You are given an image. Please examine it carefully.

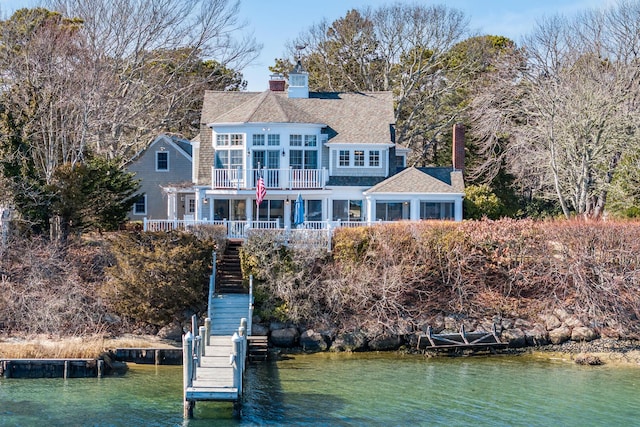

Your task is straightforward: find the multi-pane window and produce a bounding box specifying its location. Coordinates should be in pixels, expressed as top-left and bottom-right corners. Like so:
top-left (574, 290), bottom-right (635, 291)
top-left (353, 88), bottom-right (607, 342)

top-left (332, 200), bottom-right (363, 221)
top-left (267, 134), bottom-right (280, 146)
top-left (339, 150), bottom-right (350, 167)
top-left (253, 134), bottom-right (265, 146)
top-left (376, 202), bottom-right (405, 221)
top-left (156, 152), bottom-right (169, 171)
top-left (420, 201), bottom-right (454, 220)
top-left (290, 134), bottom-right (302, 146)
top-left (369, 150), bottom-right (380, 167)
top-left (133, 195), bottom-right (146, 215)
top-left (216, 133), bottom-right (243, 146)
top-left (354, 150), bottom-right (365, 166)
top-left (215, 150), bottom-right (243, 169)
top-left (290, 74), bottom-right (306, 87)
top-left (304, 135), bottom-right (317, 147)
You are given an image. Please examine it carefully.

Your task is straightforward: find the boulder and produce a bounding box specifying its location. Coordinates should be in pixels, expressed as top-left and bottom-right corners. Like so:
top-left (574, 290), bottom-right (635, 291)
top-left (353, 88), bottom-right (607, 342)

top-left (524, 324), bottom-right (550, 346)
top-left (330, 330), bottom-right (368, 352)
top-left (270, 327), bottom-right (299, 348)
top-left (368, 334), bottom-right (404, 351)
top-left (539, 314), bottom-right (561, 331)
top-left (444, 315), bottom-right (459, 331)
top-left (549, 326), bottom-right (572, 344)
top-left (514, 318), bottom-right (531, 329)
top-left (565, 316), bottom-right (584, 328)
top-left (553, 308), bottom-right (571, 322)
top-left (157, 323), bottom-right (184, 341)
top-left (269, 322), bottom-right (287, 331)
top-left (251, 323), bottom-right (269, 336)
top-left (571, 326), bottom-right (598, 342)
top-left (574, 354), bottom-right (604, 366)
top-left (502, 328), bottom-right (526, 348)
top-left (299, 329), bottom-right (328, 352)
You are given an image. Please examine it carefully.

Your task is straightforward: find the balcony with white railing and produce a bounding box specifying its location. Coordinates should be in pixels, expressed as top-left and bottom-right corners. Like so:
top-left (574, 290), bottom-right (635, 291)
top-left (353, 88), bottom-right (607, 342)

top-left (211, 167), bottom-right (328, 190)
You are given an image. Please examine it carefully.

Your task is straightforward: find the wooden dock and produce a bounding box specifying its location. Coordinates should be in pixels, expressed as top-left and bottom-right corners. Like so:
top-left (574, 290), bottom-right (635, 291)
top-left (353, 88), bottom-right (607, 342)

top-left (183, 291), bottom-right (253, 417)
top-left (417, 324), bottom-right (508, 352)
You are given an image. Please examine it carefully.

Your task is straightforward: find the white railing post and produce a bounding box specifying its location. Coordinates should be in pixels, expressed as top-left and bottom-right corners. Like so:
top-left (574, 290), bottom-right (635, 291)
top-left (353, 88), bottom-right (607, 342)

top-left (183, 331), bottom-right (194, 418)
top-left (248, 275), bottom-right (254, 336)
top-left (232, 333), bottom-right (243, 395)
top-left (143, 217), bottom-right (148, 231)
top-left (205, 317), bottom-right (211, 346)
top-left (208, 251), bottom-right (216, 320)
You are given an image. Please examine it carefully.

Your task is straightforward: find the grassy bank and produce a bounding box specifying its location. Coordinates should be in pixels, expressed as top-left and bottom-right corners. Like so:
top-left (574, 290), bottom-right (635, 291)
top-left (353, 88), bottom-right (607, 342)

top-left (0, 335), bottom-right (179, 359)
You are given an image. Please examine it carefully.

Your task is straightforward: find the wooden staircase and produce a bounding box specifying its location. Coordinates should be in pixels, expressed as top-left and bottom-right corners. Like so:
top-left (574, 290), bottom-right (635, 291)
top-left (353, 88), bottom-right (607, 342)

top-left (216, 240), bottom-right (245, 294)
top-left (247, 336), bottom-right (269, 362)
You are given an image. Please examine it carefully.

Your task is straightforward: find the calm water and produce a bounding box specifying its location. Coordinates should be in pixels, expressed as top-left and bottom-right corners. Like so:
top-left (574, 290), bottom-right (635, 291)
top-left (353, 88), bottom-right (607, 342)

top-left (0, 353), bottom-right (638, 426)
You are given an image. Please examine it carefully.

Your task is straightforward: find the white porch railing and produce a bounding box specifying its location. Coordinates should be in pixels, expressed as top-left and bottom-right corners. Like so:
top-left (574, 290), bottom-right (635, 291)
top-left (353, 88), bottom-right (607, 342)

top-left (144, 219), bottom-right (280, 235)
top-left (211, 167), bottom-right (328, 190)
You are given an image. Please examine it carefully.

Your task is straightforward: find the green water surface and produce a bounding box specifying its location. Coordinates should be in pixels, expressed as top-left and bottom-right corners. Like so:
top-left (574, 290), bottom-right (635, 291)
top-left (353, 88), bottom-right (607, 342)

top-left (0, 353), bottom-right (638, 426)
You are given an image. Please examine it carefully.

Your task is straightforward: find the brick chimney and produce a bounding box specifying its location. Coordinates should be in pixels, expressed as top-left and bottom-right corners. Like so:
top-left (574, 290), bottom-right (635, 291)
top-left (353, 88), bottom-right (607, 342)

top-left (269, 73), bottom-right (285, 92)
top-left (452, 123), bottom-right (465, 171)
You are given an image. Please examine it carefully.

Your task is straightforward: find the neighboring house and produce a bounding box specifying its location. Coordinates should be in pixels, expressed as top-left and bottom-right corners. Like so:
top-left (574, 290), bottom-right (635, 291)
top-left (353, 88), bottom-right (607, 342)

top-left (126, 134), bottom-right (194, 221)
top-left (149, 62), bottom-right (465, 231)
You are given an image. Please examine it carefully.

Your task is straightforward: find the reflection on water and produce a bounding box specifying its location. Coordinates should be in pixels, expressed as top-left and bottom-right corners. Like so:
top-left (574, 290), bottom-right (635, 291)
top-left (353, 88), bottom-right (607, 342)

top-left (0, 353), bottom-right (638, 426)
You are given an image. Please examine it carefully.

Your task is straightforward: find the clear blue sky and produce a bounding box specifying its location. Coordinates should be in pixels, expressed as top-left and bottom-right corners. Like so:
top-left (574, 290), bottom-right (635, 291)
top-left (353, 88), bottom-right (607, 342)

top-left (2, 0), bottom-right (614, 91)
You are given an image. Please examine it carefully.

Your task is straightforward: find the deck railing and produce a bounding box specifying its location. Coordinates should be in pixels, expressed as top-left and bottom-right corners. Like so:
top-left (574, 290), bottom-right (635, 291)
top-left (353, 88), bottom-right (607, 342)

top-left (211, 167), bottom-right (328, 190)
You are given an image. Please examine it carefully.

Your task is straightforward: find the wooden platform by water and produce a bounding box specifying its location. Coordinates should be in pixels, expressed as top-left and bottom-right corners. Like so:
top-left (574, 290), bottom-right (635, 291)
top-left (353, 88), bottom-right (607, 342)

top-left (417, 324), bottom-right (507, 352)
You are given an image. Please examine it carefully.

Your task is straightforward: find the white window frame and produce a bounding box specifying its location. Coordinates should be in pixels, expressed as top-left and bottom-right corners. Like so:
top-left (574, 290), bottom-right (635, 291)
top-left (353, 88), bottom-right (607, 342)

top-left (354, 150), bottom-right (365, 167)
top-left (267, 134), bottom-right (280, 146)
top-left (253, 134), bottom-right (265, 146)
top-left (133, 194), bottom-right (147, 215)
top-left (369, 150), bottom-right (380, 167)
top-left (155, 151), bottom-right (169, 171)
top-left (338, 150), bottom-right (350, 167)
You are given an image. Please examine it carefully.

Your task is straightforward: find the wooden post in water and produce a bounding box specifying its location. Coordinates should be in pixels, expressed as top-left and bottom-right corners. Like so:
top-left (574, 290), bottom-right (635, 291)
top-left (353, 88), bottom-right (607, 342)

top-left (97, 359), bottom-right (104, 378)
top-left (183, 332), bottom-right (194, 418)
top-left (232, 332), bottom-right (243, 397)
top-left (248, 276), bottom-right (254, 335)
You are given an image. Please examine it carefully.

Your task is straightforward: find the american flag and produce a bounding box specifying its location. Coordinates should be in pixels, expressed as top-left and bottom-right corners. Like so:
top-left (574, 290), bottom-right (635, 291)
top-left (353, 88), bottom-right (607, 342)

top-left (256, 174), bottom-right (266, 205)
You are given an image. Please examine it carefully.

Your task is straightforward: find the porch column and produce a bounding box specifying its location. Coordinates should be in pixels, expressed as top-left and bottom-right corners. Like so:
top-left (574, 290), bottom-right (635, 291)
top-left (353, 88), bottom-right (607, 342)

top-left (284, 198), bottom-right (292, 229)
top-left (365, 197), bottom-right (375, 223)
top-left (454, 197), bottom-right (463, 221)
top-left (167, 190), bottom-right (178, 220)
top-left (246, 197), bottom-right (253, 222)
top-left (410, 198), bottom-right (420, 221)
top-left (194, 190), bottom-right (201, 221)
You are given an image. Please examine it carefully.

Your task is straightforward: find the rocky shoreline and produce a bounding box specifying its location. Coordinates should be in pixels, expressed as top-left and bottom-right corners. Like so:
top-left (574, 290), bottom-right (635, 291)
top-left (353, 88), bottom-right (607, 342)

top-left (250, 308), bottom-right (640, 367)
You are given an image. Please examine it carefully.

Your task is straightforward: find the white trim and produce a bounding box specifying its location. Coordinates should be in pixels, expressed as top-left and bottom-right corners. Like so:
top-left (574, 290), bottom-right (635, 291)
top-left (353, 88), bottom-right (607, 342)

top-left (155, 151), bottom-right (169, 172)
top-left (133, 194), bottom-right (147, 215)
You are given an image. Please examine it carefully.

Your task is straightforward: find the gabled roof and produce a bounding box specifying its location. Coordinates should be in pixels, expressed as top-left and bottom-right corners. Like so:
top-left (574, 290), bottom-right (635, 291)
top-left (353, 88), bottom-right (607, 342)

top-left (365, 167), bottom-right (464, 195)
top-left (201, 90), bottom-right (394, 144)
top-left (126, 134), bottom-right (192, 165)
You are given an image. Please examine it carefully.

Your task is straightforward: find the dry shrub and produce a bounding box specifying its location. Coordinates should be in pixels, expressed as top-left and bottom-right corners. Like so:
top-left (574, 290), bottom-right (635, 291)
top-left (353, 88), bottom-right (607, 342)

top-left (248, 219), bottom-right (640, 337)
top-left (0, 236), bottom-right (111, 336)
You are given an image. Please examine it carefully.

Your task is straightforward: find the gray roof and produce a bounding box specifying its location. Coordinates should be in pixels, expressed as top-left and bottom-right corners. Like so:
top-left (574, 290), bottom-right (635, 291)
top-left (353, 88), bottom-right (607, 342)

top-left (365, 167), bottom-right (465, 194)
top-left (201, 90), bottom-right (394, 144)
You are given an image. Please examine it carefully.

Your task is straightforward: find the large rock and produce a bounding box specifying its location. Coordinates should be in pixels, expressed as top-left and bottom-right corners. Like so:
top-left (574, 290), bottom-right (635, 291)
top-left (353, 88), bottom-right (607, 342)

top-left (564, 316), bottom-right (584, 328)
top-left (539, 314), bottom-right (561, 331)
top-left (299, 329), bottom-right (328, 352)
top-left (251, 323), bottom-right (269, 336)
top-left (502, 328), bottom-right (526, 348)
top-left (270, 327), bottom-right (299, 348)
top-left (524, 324), bottom-right (550, 346)
top-left (571, 326), bottom-right (598, 342)
top-left (330, 330), bottom-right (368, 352)
top-left (549, 326), bottom-right (572, 344)
top-left (368, 334), bottom-right (404, 351)
top-left (157, 323), bottom-right (183, 341)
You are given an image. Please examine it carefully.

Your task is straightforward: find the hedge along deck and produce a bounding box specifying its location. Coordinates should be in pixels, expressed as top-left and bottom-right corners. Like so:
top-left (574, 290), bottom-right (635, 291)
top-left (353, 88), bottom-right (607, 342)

top-left (417, 324), bottom-right (508, 352)
top-left (0, 358), bottom-right (105, 379)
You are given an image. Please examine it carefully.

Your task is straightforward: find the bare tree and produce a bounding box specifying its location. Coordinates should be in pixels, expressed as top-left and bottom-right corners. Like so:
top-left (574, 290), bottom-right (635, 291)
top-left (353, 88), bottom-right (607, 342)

top-left (48, 0), bottom-right (261, 159)
top-left (470, 3), bottom-right (640, 218)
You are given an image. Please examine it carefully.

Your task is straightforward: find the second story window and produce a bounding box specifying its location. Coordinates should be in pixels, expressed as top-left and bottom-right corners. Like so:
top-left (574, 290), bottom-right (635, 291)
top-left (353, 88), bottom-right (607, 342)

top-left (369, 150), bottom-right (380, 167)
top-left (216, 133), bottom-right (243, 146)
top-left (230, 134), bottom-right (243, 146)
top-left (267, 134), bottom-right (280, 146)
top-left (339, 150), bottom-right (350, 167)
top-left (304, 135), bottom-right (317, 147)
top-left (156, 151), bottom-right (169, 171)
top-left (253, 134), bottom-right (265, 146)
top-left (290, 134), bottom-right (302, 146)
top-left (354, 150), bottom-right (365, 167)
